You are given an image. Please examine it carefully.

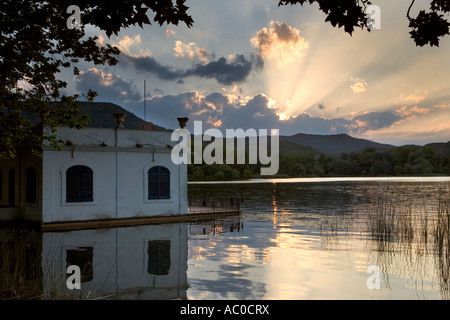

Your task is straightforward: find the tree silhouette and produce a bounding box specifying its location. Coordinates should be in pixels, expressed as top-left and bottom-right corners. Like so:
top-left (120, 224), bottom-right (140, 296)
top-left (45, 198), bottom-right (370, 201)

top-left (278, 0), bottom-right (450, 46)
top-left (0, 0), bottom-right (193, 159)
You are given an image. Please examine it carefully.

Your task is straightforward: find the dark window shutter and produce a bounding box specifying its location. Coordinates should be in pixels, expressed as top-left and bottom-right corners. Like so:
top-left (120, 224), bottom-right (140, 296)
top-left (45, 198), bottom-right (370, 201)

top-left (66, 165), bottom-right (93, 202)
top-left (148, 166), bottom-right (170, 200)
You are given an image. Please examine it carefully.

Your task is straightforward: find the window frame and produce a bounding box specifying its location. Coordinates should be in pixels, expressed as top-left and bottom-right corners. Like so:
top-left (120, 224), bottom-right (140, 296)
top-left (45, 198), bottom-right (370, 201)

top-left (143, 165), bottom-right (172, 203)
top-left (147, 166), bottom-right (170, 200)
top-left (147, 240), bottom-right (171, 276)
top-left (25, 166), bottom-right (38, 204)
top-left (66, 246), bottom-right (94, 283)
top-left (0, 169), bottom-right (3, 203)
top-left (60, 160), bottom-right (98, 206)
top-left (66, 165), bottom-right (94, 203)
top-left (8, 167), bottom-right (15, 207)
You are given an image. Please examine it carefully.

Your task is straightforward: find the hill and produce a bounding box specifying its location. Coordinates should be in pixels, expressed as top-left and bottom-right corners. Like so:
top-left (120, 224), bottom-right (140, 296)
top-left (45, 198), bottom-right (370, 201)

top-left (280, 133), bottom-right (395, 155)
top-left (78, 102), bottom-right (167, 131)
top-left (279, 139), bottom-right (317, 155)
top-left (78, 102), bottom-right (448, 156)
top-left (425, 141), bottom-right (450, 156)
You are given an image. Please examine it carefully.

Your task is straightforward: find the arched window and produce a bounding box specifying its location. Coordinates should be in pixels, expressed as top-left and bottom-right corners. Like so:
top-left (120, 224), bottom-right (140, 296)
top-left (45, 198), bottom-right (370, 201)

top-left (148, 166), bottom-right (170, 199)
top-left (147, 240), bottom-right (171, 275)
top-left (8, 168), bottom-right (15, 207)
top-left (66, 165), bottom-right (93, 202)
top-left (26, 166), bottom-right (37, 203)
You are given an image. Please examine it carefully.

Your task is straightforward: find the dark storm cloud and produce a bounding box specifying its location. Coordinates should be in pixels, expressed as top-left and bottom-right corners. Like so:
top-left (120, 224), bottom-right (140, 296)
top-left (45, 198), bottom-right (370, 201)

top-left (118, 53), bottom-right (182, 81)
top-left (118, 52), bottom-right (263, 85)
top-left (351, 111), bottom-right (402, 132)
top-left (184, 54), bottom-right (262, 85)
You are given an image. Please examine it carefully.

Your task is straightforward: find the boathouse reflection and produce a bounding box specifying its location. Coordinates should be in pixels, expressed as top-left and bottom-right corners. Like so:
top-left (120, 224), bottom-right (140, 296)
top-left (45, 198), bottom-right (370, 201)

top-left (0, 223), bottom-right (188, 299)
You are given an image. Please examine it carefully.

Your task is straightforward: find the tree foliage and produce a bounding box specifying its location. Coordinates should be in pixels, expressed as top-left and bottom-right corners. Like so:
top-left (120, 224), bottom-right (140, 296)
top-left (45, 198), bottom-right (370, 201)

top-left (189, 145), bottom-right (450, 181)
top-left (278, 0), bottom-right (450, 46)
top-left (0, 0), bottom-right (193, 159)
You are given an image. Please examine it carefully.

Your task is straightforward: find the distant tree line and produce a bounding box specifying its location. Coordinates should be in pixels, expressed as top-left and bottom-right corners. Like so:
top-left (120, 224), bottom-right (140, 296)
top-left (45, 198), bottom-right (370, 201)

top-left (188, 144), bottom-right (450, 181)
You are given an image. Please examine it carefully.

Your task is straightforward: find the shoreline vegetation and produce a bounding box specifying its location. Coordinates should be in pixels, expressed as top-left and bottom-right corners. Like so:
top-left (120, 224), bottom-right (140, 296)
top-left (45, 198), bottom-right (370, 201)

top-left (188, 144), bottom-right (450, 181)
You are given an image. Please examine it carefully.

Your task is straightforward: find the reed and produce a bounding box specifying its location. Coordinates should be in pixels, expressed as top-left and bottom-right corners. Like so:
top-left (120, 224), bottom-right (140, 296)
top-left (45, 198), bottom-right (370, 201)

top-left (0, 240), bottom-right (42, 300)
top-left (0, 239), bottom-right (101, 300)
top-left (433, 191), bottom-right (450, 298)
top-left (366, 186), bottom-right (450, 298)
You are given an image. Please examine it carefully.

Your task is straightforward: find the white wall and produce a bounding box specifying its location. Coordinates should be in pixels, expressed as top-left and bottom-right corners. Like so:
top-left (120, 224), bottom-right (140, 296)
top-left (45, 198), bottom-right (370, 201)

top-left (41, 223), bottom-right (188, 299)
top-left (42, 148), bottom-right (188, 223)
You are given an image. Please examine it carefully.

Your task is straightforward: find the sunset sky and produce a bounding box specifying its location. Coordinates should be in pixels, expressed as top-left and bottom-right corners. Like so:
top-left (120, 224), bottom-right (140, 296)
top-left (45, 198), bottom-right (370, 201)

top-left (65, 0), bottom-right (450, 146)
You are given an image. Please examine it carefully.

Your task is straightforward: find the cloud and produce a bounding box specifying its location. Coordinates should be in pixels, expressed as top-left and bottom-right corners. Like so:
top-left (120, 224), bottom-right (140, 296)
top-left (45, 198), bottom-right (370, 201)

top-left (118, 53), bottom-right (183, 81)
top-left (109, 35), bottom-right (151, 57)
top-left (399, 90), bottom-right (428, 104)
top-left (116, 35), bottom-right (140, 53)
top-left (434, 101), bottom-right (450, 110)
top-left (118, 52), bottom-right (262, 85)
top-left (251, 20), bottom-right (308, 67)
top-left (350, 77), bottom-right (368, 93)
top-left (396, 105), bottom-right (431, 121)
top-left (153, 88), bottom-right (164, 96)
top-left (73, 67), bottom-right (416, 140)
top-left (166, 29), bottom-right (176, 37)
top-left (347, 111), bottom-right (401, 134)
top-left (173, 40), bottom-right (213, 64)
top-left (184, 54), bottom-right (263, 85)
top-left (140, 89), bottom-right (404, 138)
top-left (75, 68), bottom-right (141, 103)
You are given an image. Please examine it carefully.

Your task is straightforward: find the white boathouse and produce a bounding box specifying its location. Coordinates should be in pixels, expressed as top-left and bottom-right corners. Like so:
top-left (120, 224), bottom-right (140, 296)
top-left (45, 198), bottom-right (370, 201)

top-left (0, 104), bottom-right (189, 228)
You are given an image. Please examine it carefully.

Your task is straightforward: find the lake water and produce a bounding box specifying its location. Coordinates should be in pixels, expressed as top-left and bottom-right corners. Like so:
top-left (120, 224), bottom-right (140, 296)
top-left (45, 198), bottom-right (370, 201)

top-left (1, 177), bottom-right (449, 300)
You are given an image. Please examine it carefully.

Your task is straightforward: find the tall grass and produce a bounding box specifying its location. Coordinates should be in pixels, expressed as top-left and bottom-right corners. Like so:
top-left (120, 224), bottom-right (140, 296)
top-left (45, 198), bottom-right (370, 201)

top-left (0, 239), bottom-right (100, 300)
top-left (366, 187), bottom-right (450, 298)
top-left (433, 192), bottom-right (450, 298)
top-left (0, 240), bottom-right (42, 299)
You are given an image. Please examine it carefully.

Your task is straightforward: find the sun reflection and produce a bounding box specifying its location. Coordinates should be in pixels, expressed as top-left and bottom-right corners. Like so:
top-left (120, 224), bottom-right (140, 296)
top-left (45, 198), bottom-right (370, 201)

top-left (272, 195), bottom-right (277, 226)
top-left (271, 183), bottom-right (290, 226)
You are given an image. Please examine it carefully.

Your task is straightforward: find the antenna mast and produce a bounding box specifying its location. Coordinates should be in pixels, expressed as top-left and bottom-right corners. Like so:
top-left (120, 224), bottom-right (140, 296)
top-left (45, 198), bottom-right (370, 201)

top-left (144, 80), bottom-right (146, 121)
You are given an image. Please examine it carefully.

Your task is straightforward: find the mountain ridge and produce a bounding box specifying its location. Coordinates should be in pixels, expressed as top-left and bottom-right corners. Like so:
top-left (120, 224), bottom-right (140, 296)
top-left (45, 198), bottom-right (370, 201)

top-left (77, 102), bottom-right (449, 156)
top-left (280, 132), bottom-right (395, 155)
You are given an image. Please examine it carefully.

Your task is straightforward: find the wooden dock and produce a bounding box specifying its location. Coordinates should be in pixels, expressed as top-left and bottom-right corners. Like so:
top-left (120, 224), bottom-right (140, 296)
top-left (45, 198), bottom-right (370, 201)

top-left (188, 197), bottom-right (242, 214)
top-left (41, 197), bottom-right (242, 232)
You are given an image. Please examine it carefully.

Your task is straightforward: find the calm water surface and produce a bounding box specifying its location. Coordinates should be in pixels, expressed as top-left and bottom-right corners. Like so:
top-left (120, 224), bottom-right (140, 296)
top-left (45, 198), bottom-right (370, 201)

top-left (1, 177), bottom-right (449, 300)
top-left (187, 177), bottom-right (450, 299)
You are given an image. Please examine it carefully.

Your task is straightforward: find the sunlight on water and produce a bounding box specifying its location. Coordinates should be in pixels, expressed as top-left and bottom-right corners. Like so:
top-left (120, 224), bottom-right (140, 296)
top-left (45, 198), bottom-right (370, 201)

top-left (189, 176), bottom-right (450, 185)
